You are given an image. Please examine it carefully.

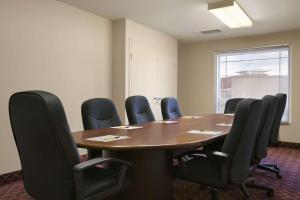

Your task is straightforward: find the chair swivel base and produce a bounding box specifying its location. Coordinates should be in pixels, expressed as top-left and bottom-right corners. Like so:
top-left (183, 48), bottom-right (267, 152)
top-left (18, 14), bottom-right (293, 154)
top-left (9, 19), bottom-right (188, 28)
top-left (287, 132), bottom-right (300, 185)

top-left (245, 178), bottom-right (274, 199)
top-left (194, 181), bottom-right (271, 200)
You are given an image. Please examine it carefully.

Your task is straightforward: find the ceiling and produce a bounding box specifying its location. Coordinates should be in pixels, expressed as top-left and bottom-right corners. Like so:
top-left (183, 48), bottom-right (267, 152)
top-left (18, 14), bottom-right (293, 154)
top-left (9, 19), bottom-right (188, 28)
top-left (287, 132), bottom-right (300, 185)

top-left (59, 0), bottom-right (300, 42)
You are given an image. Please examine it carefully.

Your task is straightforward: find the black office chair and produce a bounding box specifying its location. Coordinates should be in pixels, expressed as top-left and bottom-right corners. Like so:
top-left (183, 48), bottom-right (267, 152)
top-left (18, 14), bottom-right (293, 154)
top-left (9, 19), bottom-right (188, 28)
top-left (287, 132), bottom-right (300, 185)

top-left (173, 99), bottom-right (274, 200)
top-left (9, 91), bottom-right (131, 200)
top-left (81, 98), bottom-right (122, 158)
top-left (204, 97), bottom-right (244, 153)
top-left (269, 93), bottom-right (287, 145)
top-left (161, 97), bottom-right (182, 120)
top-left (251, 95), bottom-right (282, 179)
top-left (125, 95), bottom-right (155, 125)
top-left (224, 98), bottom-right (244, 114)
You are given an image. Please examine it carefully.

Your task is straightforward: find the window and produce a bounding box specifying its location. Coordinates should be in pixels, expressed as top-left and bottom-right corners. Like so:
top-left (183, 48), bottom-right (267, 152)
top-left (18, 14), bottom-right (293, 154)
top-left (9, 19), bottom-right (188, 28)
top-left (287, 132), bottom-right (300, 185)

top-left (216, 45), bottom-right (290, 122)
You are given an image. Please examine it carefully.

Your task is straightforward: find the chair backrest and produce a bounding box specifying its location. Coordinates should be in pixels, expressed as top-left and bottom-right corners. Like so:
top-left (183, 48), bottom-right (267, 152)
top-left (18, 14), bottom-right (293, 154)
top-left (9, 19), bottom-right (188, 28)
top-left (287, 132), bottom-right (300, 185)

top-left (9, 91), bottom-right (80, 200)
top-left (269, 93), bottom-right (287, 144)
top-left (224, 98), bottom-right (244, 114)
top-left (125, 95), bottom-right (155, 125)
top-left (221, 99), bottom-right (262, 184)
top-left (81, 98), bottom-right (121, 130)
top-left (253, 95), bottom-right (279, 161)
top-left (161, 97), bottom-right (182, 120)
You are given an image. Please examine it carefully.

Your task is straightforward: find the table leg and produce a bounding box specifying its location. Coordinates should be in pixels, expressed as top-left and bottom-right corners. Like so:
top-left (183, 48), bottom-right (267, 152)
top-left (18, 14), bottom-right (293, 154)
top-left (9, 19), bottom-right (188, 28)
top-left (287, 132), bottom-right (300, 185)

top-left (108, 149), bottom-right (174, 200)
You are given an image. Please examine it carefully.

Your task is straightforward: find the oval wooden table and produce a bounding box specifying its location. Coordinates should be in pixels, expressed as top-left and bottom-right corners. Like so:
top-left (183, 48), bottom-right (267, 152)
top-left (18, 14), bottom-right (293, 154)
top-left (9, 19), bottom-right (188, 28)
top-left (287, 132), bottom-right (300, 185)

top-left (72, 114), bottom-right (234, 200)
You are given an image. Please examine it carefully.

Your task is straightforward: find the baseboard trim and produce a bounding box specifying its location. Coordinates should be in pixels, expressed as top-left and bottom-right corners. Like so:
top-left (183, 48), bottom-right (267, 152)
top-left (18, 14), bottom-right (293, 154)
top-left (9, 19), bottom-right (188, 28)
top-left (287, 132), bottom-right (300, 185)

top-left (0, 170), bottom-right (22, 185)
top-left (277, 141), bottom-right (300, 149)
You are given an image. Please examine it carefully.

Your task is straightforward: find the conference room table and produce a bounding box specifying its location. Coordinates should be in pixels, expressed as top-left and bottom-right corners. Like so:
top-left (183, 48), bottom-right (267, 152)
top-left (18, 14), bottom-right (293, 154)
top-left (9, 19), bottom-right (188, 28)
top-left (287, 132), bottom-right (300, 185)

top-left (72, 113), bottom-right (234, 200)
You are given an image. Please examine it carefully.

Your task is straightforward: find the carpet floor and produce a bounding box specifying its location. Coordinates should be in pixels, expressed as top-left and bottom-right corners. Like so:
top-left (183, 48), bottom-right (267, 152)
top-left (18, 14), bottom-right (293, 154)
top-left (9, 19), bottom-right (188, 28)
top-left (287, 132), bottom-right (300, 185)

top-left (1, 147), bottom-right (299, 200)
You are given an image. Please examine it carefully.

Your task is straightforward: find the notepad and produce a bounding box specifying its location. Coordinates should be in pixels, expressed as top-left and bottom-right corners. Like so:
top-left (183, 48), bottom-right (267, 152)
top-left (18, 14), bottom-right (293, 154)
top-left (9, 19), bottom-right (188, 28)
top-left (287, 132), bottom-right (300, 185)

top-left (187, 130), bottom-right (222, 135)
top-left (216, 123), bottom-right (232, 127)
top-left (110, 126), bottom-right (143, 130)
top-left (153, 120), bottom-right (178, 124)
top-left (86, 135), bottom-right (130, 142)
top-left (182, 116), bottom-right (203, 119)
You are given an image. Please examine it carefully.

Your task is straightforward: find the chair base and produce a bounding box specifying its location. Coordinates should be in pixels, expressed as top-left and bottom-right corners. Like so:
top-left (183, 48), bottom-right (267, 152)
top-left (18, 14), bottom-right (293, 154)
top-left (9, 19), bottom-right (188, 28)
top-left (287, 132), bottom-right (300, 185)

top-left (239, 183), bottom-right (250, 199)
top-left (246, 182), bottom-right (274, 198)
top-left (243, 177), bottom-right (274, 198)
top-left (210, 188), bottom-right (219, 200)
top-left (258, 163), bottom-right (282, 178)
top-left (208, 178), bottom-right (274, 200)
top-left (208, 183), bottom-right (250, 200)
top-left (184, 179), bottom-right (273, 200)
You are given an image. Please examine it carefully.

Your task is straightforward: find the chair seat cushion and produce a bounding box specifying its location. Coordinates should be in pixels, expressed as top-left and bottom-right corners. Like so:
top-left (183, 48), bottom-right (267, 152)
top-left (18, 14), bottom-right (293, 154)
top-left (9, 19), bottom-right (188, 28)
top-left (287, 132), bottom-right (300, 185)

top-left (173, 156), bottom-right (228, 188)
top-left (82, 166), bottom-right (118, 198)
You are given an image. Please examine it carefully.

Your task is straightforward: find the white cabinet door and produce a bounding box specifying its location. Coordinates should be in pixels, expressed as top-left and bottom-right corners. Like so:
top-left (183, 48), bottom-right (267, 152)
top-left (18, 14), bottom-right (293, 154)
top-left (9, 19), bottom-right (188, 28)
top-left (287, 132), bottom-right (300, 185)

top-left (128, 39), bottom-right (161, 119)
top-left (128, 39), bottom-right (177, 121)
top-left (158, 49), bottom-right (177, 98)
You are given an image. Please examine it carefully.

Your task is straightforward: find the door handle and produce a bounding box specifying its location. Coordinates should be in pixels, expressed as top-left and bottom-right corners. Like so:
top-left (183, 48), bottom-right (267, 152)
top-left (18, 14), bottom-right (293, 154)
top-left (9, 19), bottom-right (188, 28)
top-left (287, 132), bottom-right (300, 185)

top-left (153, 97), bottom-right (162, 104)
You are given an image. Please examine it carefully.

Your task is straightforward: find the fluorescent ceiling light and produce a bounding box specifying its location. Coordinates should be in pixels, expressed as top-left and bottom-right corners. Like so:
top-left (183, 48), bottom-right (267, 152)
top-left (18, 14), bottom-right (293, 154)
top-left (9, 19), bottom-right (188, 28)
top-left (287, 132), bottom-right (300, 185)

top-left (208, 0), bottom-right (253, 28)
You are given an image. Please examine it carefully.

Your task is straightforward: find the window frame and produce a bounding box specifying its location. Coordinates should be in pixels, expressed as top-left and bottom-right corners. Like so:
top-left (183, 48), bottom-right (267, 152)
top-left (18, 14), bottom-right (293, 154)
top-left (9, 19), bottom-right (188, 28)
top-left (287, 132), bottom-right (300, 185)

top-left (214, 44), bottom-right (292, 124)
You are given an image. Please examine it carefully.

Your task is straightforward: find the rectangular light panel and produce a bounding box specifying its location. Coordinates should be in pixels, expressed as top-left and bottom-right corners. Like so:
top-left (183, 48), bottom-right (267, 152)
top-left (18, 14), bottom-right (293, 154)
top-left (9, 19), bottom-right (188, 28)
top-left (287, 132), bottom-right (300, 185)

top-left (208, 0), bottom-right (253, 28)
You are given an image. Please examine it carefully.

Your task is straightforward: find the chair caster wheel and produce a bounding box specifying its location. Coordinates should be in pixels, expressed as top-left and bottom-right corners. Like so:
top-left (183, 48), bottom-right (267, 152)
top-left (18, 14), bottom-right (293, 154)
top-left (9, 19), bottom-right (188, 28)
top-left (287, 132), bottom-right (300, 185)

top-left (267, 189), bottom-right (274, 197)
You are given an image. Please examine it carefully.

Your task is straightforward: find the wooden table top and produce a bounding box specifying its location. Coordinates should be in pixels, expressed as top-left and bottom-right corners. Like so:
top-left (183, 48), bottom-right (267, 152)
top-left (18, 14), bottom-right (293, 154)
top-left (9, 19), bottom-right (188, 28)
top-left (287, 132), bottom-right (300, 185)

top-left (72, 113), bottom-right (234, 150)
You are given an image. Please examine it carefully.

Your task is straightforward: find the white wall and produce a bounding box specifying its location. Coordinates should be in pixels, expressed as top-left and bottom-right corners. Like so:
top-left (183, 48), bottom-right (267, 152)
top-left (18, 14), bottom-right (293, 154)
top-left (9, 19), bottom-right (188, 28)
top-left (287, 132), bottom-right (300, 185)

top-left (0, 0), bottom-right (113, 174)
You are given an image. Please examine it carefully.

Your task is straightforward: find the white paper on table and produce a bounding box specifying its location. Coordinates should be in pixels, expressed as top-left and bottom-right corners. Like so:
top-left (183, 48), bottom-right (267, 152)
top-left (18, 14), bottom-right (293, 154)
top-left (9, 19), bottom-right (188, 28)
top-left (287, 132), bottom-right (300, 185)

top-left (153, 120), bottom-right (178, 124)
top-left (187, 130), bottom-right (223, 135)
top-left (182, 116), bottom-right (203, 119)
top-left (224, 113), bottom-right (234, 116)
top-left (86, 135), bottom-right (130, 142)
top-left (216, 123), bottom-right (232, 127)
top-left (110, 126), bottom-right (143, 130)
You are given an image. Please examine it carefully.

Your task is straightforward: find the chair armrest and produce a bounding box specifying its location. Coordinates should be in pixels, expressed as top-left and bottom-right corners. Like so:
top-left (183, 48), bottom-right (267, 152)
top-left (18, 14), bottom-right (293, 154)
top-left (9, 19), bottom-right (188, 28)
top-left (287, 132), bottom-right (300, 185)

top-left (175, 149), bottom-right (229, 163)
top-left (74, 157), bottom-right (131, 172)
top-left (175, 150), bottom-right (229, 179)
top-left (207, 151), bottom-right (229, 161)
top-left (74, 157), bottom-right (132, 199)
top-left (174, 149), bottom-right (205, 159)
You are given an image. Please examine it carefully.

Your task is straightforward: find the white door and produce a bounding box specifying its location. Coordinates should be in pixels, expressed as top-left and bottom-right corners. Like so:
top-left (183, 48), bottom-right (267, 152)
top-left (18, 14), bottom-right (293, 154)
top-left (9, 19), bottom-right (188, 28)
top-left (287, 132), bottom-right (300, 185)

top-left (158, 49), bottom-right (177, 98)
top-left (128, 39), bottom-right (161, 120)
